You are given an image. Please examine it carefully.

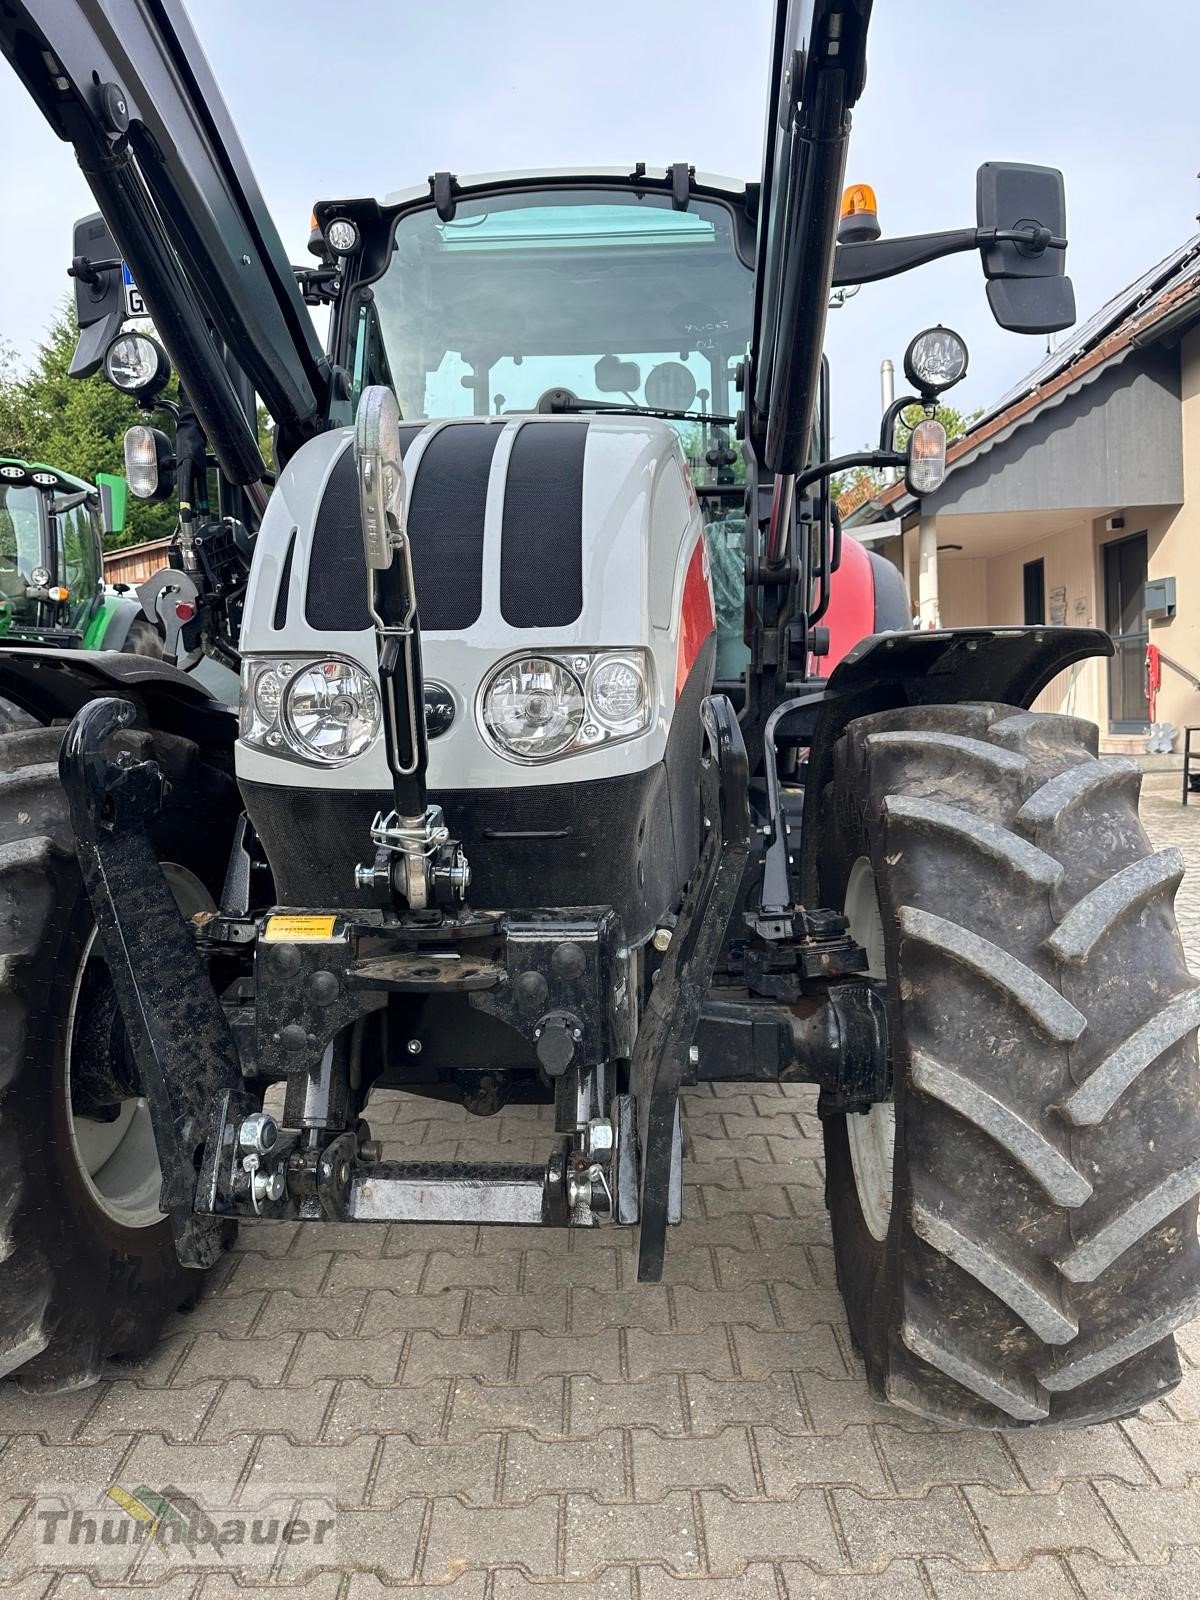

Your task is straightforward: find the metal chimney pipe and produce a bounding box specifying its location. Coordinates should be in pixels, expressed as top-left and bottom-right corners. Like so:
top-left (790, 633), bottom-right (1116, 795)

top-left (880, 359), bottom-right (898, 485)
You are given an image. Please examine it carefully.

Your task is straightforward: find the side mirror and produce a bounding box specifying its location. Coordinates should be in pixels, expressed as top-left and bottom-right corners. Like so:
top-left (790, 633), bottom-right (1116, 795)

top-left (69, 212), bottom-right (125, 380)
top-left (354, 386), bottom-right (406, 571)
top-left (96, 472), bottom-right (127, 538)
top-left (976, 162), bottom-right (1076, 334)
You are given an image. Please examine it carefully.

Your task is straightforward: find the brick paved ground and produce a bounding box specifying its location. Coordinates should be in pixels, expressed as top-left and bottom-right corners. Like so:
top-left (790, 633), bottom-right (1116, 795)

top-left (2, 783), bottom-right (1200, 1596)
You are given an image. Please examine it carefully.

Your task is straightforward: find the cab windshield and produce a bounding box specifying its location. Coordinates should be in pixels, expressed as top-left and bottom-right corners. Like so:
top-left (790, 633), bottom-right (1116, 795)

top-left (361, 187), bottom-right (753, 488)
top-left (0, 482), bottom-right (45, 612)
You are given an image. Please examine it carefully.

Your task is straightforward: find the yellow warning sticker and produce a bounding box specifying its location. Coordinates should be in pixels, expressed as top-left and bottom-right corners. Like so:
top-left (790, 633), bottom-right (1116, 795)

top-left (262, 914), bottom-right (339, 943)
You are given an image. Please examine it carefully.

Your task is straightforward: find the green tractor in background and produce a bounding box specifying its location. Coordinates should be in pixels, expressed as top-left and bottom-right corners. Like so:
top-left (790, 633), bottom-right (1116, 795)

top-left (0, 457), bottom-right (160, 655)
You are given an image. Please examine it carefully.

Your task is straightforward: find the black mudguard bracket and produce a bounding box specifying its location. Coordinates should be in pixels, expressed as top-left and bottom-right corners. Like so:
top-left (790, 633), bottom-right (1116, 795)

top-left (632, 695), bottom-right (753, 1281)
top-left (59, 696), bottom-right (244, 1268)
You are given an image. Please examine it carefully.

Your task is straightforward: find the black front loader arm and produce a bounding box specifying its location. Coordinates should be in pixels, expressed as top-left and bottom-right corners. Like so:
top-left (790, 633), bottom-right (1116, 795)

top-left (750, 0), bottom-right (872, 476)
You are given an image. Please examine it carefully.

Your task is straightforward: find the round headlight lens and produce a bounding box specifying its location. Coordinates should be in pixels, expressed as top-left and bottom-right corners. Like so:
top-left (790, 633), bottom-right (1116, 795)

top-left (904, 326), bottom-right (968, 393)
top-left (104, 332), bottom-right (169, 394)
top-left (483, 657), bottom-right (584, 759)
top-left (325, 218), bottom-right (360, 255)
top-left (588, 657), bottom-right (647, 727)
top-left (282, 659), bottom-right (380, 763)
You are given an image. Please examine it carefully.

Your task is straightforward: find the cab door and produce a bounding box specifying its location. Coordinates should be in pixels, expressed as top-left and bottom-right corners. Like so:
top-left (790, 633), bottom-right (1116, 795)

top-left (54, 498), bottom-right (103, 634)
top-left (1103, 532), bottom-right (1149, 731)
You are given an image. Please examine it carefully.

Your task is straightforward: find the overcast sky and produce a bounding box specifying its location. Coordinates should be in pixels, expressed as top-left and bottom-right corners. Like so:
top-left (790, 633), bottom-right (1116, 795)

top-left (2, 0), bottom-right (1198, 452)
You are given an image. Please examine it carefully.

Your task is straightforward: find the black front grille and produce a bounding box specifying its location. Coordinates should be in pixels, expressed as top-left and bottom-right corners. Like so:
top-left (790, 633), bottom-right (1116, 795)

top-left (239, 762), bottom-right (676, 942)
top-left (408, 423), bottom-right (501, 631)
top-left (500, 421), bottom-right (587, 628)
top-left (305, 443), bottom-right (369, 632)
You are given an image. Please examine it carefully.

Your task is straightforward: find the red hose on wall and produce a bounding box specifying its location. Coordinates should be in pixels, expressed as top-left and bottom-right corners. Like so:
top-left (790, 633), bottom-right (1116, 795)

top-left (1146, 643), bottom-right (1162, 723)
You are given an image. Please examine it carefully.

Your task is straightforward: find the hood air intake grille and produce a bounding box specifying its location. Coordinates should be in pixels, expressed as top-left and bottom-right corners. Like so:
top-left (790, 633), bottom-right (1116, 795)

top-left (500, 421), bottom-right (586, 628)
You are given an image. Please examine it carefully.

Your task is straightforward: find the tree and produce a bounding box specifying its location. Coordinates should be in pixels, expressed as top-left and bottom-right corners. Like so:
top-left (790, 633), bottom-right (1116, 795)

top-left (830, 401), bottom-right (981, 504)
top-left (0, 304), bottom-right (179, 549)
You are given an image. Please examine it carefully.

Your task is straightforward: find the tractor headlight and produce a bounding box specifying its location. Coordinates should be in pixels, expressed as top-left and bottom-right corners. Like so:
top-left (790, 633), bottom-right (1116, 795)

top-left (904, 325), bottom-right (968, 395)
top-left (240, 656), bottom-right (382, 767)
top-left (587, 656), bottom-right (647, 731)
top-left (479, 649), bottom-right (652, 763)
top-left (284, 660), bottom-right (381, 762)
top-left (104, 331), bottom-right (171, 397)
top-left (481, 656), bottom-right (584, 760)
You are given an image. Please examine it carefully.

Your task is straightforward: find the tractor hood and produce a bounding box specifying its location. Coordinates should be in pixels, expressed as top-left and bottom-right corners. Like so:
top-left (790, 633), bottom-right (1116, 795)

top-left (236, 414), bottom-right (712, 794)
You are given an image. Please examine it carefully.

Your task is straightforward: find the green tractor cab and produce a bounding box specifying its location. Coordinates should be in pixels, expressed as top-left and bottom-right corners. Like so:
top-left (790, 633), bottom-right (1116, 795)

top-left (0, 457), bottom-right (157, 653)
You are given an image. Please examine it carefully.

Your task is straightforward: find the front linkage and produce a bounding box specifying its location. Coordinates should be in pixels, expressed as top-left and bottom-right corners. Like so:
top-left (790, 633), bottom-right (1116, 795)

top-left (59, 692), bottom-right (754, 1280)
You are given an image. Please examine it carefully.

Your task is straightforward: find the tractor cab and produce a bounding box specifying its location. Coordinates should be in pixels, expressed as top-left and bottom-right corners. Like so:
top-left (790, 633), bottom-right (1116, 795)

top-left (0, 459), bottom-right (123, 644)
top-left (326, 173), bottom-right (757, 685)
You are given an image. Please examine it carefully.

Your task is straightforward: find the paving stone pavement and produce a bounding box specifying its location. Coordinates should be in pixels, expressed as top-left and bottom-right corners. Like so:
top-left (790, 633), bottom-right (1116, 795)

top-left (2, 784), bottom-right (1200, 1596)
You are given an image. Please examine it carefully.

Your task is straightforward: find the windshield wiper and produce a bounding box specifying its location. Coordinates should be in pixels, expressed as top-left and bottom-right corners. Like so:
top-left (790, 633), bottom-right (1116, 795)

top-left (536, 389), bottom-right (736, 425)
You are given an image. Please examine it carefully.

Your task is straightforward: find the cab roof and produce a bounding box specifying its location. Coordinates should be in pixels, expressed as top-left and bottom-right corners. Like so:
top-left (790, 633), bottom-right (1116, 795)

top-left (379, 167), bottom-right (753, 212)
top-left (0, 457), bottom-right (95, 495)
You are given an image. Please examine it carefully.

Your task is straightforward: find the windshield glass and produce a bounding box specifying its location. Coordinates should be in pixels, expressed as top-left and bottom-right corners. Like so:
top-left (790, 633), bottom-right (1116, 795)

top-left (0, 482), bottom-right (44, 615)
top-left (57, 499), bottom-right (101, 624)
top-left (364, 188), bottom-right (753, 486)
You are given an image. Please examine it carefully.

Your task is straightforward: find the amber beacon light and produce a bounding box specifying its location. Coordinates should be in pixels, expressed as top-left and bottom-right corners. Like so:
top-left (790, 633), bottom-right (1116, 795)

top-left (838, 183), bottom-right (880, 244)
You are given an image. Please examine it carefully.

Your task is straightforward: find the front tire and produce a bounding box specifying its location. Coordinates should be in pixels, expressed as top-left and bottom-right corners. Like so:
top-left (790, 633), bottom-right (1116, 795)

top-left (0, 721), bottom-right (235, 1391)
top-left (819, 701), bottom-right (1200, 1425)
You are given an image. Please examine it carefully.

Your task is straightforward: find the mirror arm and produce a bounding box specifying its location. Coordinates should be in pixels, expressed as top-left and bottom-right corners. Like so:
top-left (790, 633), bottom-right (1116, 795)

top-left (835, 223), bottom-right (1068, 287)
top-left (833, 227), bottom-right (978, 286)
top-left (794, 449), bottom-right (905, 497)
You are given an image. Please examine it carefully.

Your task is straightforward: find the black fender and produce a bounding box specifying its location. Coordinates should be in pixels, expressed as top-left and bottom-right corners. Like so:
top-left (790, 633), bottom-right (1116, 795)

top-left (866, 551), bottom-right (912, 633)
top-left (796, 624), bottom-right (1113, 902)
top-left (824, 623), bottom-right (1112, 710)
top-left (0, 646), bottom-right (237, 759)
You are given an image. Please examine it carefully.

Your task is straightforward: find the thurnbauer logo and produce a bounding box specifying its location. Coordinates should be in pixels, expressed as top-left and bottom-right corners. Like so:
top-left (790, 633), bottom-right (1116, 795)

top-left (106, 1483), bottom-right (229, 1559)
top-left (33, 1481), bottom-right (337, 1570)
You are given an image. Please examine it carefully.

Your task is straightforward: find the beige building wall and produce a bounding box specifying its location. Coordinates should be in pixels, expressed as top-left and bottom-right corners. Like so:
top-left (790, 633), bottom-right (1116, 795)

top-left (888, 326), bottom-right (1200, 740)
top-left (938, 557), bottom-right (987, 623)
top-left (1144, 325), bottom-right (1200, 732)
top-left (938, 520), bottom-right (1106, 723)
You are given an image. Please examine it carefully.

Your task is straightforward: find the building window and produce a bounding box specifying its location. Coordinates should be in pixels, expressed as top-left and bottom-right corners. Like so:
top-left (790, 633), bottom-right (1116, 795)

top-left (1023, 558), bottom-right (1046, 626)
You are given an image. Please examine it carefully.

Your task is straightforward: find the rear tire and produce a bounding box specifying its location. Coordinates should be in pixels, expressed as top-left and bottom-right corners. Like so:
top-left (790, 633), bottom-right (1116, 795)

top-left (0, 720), bottom-right (236, 1391)
top-left (819, 700), bottom-right (1200, 1425)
